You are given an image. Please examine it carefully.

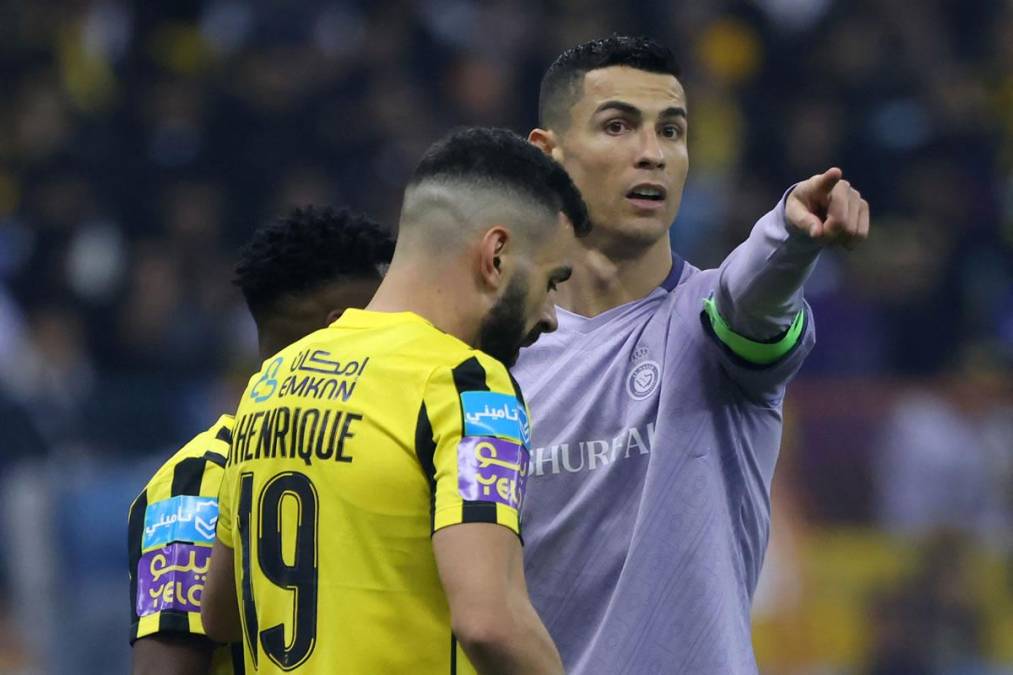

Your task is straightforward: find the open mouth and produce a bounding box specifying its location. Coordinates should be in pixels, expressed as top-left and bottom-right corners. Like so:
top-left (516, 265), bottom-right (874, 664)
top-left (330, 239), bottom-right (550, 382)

top-left (625, 184), bottom-right (667, 202)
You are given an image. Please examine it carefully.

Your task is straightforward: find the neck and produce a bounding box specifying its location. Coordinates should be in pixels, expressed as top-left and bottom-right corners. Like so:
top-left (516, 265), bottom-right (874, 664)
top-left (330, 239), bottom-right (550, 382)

top-left (365, 257), bottom-right (483, 347)
top-left (556, 234), bottom-right (674, 317)
top-left (257, 327), bottom-right (299, 362)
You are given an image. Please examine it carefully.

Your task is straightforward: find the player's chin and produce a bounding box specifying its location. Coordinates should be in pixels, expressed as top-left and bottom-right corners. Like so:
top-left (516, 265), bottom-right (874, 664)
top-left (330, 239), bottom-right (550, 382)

top-left (614, 213), bottom-right (672, 242)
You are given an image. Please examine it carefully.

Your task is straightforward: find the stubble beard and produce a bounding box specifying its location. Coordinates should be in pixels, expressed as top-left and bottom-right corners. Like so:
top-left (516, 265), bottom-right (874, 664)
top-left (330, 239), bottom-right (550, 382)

top-left (478, 273), bottom-right (533, 368)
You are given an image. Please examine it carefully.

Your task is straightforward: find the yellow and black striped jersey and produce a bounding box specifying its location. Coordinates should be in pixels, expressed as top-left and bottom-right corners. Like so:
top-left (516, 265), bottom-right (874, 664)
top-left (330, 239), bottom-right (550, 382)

top-left (217, 309), bottom-right (532, 673)
top-left (127, 415), bottom-right (244, 675)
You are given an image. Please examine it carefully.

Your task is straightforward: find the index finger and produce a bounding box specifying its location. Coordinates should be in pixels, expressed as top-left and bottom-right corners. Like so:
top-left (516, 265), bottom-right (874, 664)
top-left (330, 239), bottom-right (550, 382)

top-left (811, 167), bottom-right (843, 198)
top-left (823, 180), bottom-right (852, 236)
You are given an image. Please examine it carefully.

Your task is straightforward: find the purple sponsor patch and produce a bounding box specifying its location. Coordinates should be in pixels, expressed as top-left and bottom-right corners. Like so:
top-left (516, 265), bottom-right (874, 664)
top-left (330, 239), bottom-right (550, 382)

top-left (136, 543), bottom-right (212, 617)
top-left (457, 436), bottom-right (530, 510)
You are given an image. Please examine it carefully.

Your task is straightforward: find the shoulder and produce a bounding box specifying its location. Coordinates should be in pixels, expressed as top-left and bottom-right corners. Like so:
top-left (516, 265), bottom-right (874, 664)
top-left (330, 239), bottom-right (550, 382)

top-left (461, 349), bottom-right (512, 383)
top-left (174, 415), bottom-right (233, 468)
top-left (668, 261), bottom-right (717, 304)
top-left (655, 263), bottom-right (724, 332)
top-left (422, 346), bottom-right (515, 397)
top-left (138, 416), bottom-right (233, 499)
top-left (422, 347), bottom-right (522, 421)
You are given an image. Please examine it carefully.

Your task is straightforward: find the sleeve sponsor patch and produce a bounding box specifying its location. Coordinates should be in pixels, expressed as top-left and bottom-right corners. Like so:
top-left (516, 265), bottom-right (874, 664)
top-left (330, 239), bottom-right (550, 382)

top-left (142, 495), bottom-right (219, 550)
top-left (457, 436), bottom-right (530, 510)
top-left (460, 391), bottom-right (530, 446)
top-left (136, 543), bottom-right (211, 617)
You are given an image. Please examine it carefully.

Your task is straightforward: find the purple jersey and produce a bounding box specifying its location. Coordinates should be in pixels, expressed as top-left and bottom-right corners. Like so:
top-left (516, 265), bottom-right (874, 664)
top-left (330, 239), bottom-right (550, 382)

top-left (515, 200), bottom-right (816, 674)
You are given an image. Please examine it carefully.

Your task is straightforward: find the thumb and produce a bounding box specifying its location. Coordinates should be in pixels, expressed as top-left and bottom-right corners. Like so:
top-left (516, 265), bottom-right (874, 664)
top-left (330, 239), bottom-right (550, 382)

top-left (791, 211), bottom-right (824, 238)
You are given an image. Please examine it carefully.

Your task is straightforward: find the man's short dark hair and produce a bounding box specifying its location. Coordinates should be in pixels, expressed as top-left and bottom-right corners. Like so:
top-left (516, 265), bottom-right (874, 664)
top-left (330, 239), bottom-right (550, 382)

top-left (234, 206), bottom-right (393, 322)
top-left (408, 126), bottom-right (591, 237)
top-left (539, 35), bottom-right (681, 130)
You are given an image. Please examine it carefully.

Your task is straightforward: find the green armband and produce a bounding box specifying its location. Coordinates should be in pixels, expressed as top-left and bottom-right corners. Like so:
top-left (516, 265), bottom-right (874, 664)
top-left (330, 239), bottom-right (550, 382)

top-left (702, 297), bottom-right (804, 365)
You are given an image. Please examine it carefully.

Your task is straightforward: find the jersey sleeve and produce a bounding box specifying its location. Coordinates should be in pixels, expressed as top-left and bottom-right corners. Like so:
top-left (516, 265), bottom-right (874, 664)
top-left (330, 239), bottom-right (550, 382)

top-left (127, 419), bottom-right (232, 645)
top-left (418, 354), bottom-right (531, 538)
top-left (216, 462), bottom-right (235, 550)
top-left (700, 294), bottom-right (816, 405)
top-left (697, 193), bottom-right (819, 405)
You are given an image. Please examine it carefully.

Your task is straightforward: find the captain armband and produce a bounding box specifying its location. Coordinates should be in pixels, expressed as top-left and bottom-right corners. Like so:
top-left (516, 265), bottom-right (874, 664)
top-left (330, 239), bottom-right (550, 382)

top-left (702, 296), bottom-right (804, 366)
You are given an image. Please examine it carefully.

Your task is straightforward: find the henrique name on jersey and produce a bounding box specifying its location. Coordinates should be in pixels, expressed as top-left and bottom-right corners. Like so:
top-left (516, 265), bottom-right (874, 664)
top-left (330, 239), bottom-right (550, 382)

top-left (227, 406), bottom-right (363, 468)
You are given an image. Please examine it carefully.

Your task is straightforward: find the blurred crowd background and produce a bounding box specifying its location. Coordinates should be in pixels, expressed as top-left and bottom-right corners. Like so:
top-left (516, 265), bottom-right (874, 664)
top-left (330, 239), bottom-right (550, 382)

top-left (0, 0), bottom-right (1011, 673)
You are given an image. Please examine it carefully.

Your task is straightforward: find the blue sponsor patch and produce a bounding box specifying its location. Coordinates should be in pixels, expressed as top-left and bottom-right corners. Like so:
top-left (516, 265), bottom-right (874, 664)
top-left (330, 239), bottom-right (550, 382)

top-left (460, 391), bottom-right (530, 446)
top-left (142, 495), bottom-right (219, 550)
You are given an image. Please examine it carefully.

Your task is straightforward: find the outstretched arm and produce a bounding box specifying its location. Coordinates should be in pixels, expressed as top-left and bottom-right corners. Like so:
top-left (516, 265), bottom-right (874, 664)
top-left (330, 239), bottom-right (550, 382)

top-left (714, 167), bottom-right (869, 344)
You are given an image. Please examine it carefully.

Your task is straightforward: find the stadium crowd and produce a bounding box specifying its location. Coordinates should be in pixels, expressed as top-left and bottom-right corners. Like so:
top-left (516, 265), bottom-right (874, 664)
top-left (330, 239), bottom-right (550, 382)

top-left (0, 1), bottom-right (1010, 673)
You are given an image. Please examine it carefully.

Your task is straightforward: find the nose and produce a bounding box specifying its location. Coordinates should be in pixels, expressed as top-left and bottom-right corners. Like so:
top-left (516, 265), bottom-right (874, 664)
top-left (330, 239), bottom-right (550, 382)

top-left (635, 128), bottom-right (665, 170)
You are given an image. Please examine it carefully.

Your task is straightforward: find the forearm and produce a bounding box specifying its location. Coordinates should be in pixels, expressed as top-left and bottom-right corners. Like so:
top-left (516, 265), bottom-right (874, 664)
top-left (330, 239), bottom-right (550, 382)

top-left (200, 539), bottom-right (241, 643)
top-left (461, 599), bottom-right (564, 675)
top-left (434, 523), bottom-right (562, 674)
top-left (131, 634), bottom-right (214, 675)
top-left (716, 189), bottom-right (822, 340)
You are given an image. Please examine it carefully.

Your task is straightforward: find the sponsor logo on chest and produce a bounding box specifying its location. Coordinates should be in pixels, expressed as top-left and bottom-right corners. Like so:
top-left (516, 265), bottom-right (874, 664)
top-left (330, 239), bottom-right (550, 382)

top-left (528, 422), bottom-right (656, 476)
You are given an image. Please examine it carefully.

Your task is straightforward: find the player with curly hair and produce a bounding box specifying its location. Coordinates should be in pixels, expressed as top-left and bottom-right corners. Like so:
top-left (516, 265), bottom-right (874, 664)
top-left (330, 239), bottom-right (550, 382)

top-left (128, 206), bottom-right (393, 675)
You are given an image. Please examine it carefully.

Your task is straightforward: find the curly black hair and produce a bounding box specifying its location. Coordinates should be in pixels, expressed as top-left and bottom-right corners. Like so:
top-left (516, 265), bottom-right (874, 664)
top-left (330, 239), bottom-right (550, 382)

top-left (539, 35), bottom-right (681, 130)
top-left (234, 205), bottom-right (393, 320)
top-left (408, 126), bottom-right (590, 237)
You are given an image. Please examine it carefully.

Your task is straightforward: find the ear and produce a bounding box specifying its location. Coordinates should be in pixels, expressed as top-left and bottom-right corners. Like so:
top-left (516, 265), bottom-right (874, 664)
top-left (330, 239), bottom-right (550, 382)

top-left (529, 128), bottom-right (564, 163)
top-left (478, 226), bottom-right (509, 290)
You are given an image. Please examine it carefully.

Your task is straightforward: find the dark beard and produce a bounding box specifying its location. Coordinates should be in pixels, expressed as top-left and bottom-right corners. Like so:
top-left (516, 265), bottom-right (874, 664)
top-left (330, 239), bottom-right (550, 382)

top-left (478, 274), bottom-right (532, 368)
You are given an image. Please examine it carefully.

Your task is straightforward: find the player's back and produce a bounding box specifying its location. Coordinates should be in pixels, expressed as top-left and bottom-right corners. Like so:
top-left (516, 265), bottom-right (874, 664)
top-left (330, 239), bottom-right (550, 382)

top-left (219, 308), bottom-right (521, 673)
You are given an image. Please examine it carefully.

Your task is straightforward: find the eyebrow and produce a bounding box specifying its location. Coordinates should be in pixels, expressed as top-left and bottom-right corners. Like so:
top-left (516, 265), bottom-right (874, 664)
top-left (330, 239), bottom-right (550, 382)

top-left (593, 100), bottom-right (688, 120)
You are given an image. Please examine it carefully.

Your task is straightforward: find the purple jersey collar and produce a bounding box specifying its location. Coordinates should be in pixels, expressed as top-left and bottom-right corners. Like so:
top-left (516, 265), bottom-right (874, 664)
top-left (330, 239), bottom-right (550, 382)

top-left (554, 254), bottom-right (686, 334)
top-left (660, 255), bottom-right (686, 292)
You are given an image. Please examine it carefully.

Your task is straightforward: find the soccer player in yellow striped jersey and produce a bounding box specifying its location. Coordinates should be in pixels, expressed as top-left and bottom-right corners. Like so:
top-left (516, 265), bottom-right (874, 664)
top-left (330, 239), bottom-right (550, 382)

top-left (128, 207), bottom-right (393, 675)
top-left (201, 127), bottom-right (591, 674)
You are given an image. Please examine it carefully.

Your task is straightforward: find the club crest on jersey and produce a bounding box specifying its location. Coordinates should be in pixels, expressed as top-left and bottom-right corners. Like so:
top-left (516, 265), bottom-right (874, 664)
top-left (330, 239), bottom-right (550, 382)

top-left (142, 495), bottom-right (219, 550)
top-left (460, 391), bottom-right (529, 446)
top-left (627, 360), bottom-right (661, 400)
top-left (136, 543), bottom-right (211, 616)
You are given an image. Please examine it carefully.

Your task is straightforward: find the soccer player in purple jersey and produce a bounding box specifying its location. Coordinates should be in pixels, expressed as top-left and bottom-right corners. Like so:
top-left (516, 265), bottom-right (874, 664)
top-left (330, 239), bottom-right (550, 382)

top-left (514, 36), bottom-right (870, 674)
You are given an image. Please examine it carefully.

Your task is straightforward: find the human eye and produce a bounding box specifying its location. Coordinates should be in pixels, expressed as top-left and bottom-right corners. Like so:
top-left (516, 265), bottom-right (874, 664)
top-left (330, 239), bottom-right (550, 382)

top-left (661, 123), bottom-right (684, 139)
top-left (604, 119), bottom-right (630, 135)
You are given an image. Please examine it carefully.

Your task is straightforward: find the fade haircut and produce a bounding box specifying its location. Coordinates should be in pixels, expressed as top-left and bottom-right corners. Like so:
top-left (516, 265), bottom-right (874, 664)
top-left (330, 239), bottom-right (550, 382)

top-left (405, 126), bottom-right (590, 238)
top-left (539, 35), bottom-right (681, 131)
top-left (235, 206), bottom-right (393, 324)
